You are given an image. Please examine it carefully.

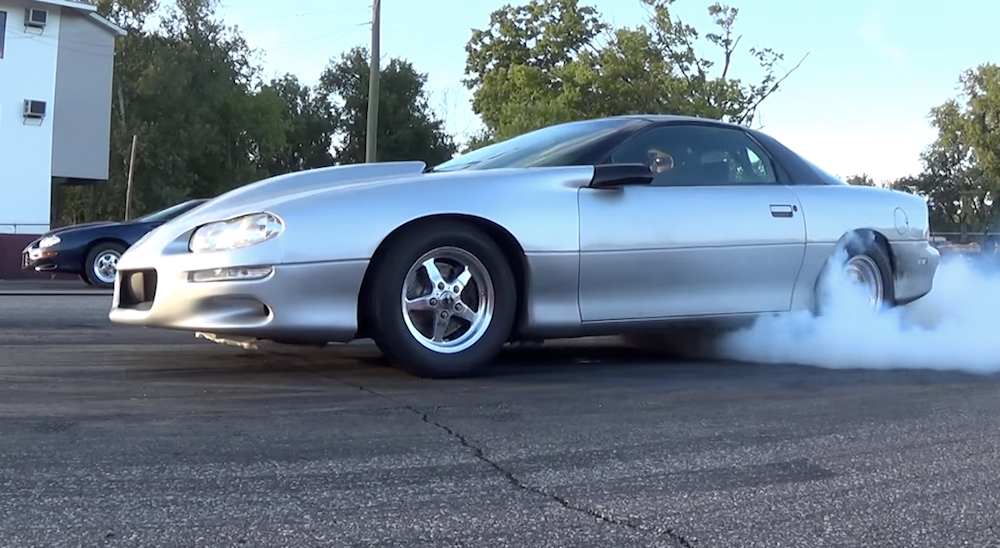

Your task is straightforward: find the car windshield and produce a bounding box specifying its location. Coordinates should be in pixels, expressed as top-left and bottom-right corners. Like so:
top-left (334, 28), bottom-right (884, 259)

top-left (133, 200), bottom-right (205, 223)
top-left (429, 118), bottom-right (634, 172)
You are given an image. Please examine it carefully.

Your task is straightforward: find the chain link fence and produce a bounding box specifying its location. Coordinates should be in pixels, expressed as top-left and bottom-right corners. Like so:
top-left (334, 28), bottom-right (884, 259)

top-left (929, 232), bottom-right (1000, 256)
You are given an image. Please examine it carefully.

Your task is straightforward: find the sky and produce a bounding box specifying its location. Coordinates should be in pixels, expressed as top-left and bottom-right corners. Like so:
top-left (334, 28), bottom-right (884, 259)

top-left (216, 0), bottom-right (999, 184)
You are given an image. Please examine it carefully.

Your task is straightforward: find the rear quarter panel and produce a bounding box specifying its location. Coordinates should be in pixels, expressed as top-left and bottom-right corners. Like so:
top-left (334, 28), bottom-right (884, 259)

top-left (787, 183), bottom-right (931, 309)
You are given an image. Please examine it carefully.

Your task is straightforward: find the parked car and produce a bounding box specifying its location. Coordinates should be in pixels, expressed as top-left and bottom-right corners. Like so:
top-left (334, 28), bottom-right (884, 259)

top-left (107, 115), bottom-right (940, 378)
top-left (22, 199), bottom-right (208, 288)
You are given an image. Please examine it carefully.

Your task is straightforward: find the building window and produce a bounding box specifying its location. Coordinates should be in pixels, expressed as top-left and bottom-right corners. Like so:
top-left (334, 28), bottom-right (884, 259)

top-left (0, 11), bottom-right (7, 59)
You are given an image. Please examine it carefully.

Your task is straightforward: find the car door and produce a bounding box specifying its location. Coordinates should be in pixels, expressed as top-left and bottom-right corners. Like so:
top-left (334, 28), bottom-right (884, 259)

top-left (577, 122), bottom-right (807, 322)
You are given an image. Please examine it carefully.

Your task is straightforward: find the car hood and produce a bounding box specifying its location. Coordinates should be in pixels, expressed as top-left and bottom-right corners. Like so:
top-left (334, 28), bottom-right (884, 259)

top-left (43, 221), bottom-right (123, 238)
top-left (166, 161), bottom-right (430, 227)
top-left (35, 221), bottom-right (122, 242)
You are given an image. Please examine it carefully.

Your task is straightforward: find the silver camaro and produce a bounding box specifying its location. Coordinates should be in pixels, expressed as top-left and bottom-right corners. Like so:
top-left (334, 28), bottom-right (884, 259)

top-left (109, 115), bottom-right (941, 377)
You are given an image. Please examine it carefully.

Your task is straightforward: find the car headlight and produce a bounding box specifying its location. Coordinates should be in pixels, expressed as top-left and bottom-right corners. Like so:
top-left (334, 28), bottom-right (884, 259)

top-left (189, 212), bottom-right (283, 253)
top-left (38, 235), bottom-right (60, 248)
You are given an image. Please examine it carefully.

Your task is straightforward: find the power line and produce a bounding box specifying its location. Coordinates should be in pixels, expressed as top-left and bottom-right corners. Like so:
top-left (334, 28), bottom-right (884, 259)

top-left (382, 0), bottom-right (487, 24)
top-left (234, 6), bottom-right (370, 23)
top-left (386, 25), bottom-right (463, 62)
top-left (265, 23), bottom-right (368, 66)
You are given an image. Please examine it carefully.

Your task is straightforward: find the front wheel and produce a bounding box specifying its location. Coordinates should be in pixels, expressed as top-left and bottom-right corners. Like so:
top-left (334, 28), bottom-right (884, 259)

top-left (366, 221), bottom-right (517, 378)
top-left (83, 242), bottom-right (125, 289)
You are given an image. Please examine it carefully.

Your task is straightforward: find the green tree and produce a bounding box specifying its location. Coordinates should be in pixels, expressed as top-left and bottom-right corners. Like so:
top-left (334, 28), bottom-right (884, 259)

top-left (845, 174), bottom-right (876, 187)
top-left (60, 0), bottom-right (287, 223)
top-left (59, 0), bottom-right (161, 224)
top-left (319, 47), bottom-right (456, 166)
top-left (261, 74), bottom-right (336, 177)
top-left (462, 0), bottom-right (807, 145)
top-left (145, 0), bottom-right (287, 202)
top-left (901, 64), bottom-right (1000, 238)
top-left (908, 125), bottom-right (989, 238)
top-left (955, 64), bottom-right (1000, 184)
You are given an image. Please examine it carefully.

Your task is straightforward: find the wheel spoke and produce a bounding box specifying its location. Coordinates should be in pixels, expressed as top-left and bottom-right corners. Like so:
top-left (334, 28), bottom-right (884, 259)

top-left (431, 314), bottom-right (449, 342)
top-left (423, 259), bottom-right (446, 288)
top-left (452, 266), bottom-right (473, 295)
top-left (405, 295), bottom-right (434, 312)
top-left (454, 304), bottom-right (477, 324)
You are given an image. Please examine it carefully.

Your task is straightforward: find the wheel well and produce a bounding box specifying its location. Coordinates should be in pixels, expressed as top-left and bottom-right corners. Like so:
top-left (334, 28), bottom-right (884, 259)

top-left (356, 214), bottom-right (530, 340)
top-left (85, 238), bottom-right (128, 259)
top-left (871, 231), bottom-right (896, 273)
top-left (843, 228), bottom-right (896, 274)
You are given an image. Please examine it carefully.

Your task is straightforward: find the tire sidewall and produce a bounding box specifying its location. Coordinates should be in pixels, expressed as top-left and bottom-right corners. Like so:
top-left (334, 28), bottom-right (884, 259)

top-left (370, 223), bottom-right (516, 377)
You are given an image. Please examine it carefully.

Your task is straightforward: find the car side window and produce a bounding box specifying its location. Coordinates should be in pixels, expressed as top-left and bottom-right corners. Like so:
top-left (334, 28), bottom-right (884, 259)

top-left (607, 124), bottom-right (778, 186)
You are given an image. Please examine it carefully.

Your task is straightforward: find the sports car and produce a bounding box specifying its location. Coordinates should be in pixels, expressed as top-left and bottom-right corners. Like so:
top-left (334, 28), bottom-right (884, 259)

top-left (108, 115), bottom-right (940, 378)
top-left (22, 198), bottom-right (208, 288)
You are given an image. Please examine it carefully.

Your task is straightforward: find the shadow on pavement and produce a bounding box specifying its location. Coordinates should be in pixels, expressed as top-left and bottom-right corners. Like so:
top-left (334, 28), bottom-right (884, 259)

top-left (112, 334), bottom-right (1000, 393)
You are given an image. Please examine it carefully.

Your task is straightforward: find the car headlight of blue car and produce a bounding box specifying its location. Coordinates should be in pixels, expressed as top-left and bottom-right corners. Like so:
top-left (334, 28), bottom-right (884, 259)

top-left (38, 235), bottom-right (61, 248)
top-left (189, 212), bottom-right (284, 253)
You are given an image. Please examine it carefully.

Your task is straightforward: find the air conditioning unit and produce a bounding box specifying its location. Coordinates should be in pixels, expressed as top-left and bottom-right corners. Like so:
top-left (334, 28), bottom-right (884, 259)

top-left (24, 8), bottom-right (47, 29)
top-left (23, 99), bottom-right (46, 119)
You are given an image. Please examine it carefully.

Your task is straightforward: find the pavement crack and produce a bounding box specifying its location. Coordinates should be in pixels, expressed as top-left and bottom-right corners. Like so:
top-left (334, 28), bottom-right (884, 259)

top-left (338, 378), bottom-right (696, 548)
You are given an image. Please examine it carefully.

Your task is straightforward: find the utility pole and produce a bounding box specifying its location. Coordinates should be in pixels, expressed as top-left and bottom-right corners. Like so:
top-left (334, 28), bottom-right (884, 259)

top-left (124, 133), bottom-right (138, 221)
top-left (365, 0), bottom-right (381, 163)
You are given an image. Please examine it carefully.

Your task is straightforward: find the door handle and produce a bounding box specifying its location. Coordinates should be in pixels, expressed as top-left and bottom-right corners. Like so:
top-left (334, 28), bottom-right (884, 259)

top-left (770, 204), bottom-right (795, 218)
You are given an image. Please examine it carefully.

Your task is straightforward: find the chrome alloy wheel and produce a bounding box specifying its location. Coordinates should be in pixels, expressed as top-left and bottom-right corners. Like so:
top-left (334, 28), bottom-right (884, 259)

top-left (843, 254), bottom-right (884, 308)
top-left (400, 246), bottom-right (496, 354)
top-left (93, 250), bottom-right (120, 285)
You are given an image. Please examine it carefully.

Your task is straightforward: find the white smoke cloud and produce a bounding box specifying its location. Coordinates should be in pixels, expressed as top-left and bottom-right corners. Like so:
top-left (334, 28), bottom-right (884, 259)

top-left (712, 249), bottom-right (1000, 373)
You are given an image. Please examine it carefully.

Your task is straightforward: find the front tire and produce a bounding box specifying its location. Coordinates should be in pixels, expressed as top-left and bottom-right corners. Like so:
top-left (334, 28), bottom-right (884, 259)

top-left (83, 242), bottom-right (125, 289)
top-left (366, 221), bottom-right (517, 378)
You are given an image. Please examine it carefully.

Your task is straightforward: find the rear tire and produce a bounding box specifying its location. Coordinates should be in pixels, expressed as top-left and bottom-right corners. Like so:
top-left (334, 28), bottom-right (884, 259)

top-left (815, 236), bottom-right (894, 315)
top-left (366, 221), bottom-right (517, 378)
top-left (83, 242), bottom-right (125, 289)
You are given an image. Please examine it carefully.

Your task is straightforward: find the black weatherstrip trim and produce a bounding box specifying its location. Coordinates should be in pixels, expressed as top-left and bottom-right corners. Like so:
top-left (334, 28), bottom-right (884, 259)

top-left (0, 11), bottom-right (7, 59)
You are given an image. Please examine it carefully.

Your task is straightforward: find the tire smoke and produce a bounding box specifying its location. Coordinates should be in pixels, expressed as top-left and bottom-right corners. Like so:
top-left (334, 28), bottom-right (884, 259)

top-left (713, 249), bottom-right (1000, 373)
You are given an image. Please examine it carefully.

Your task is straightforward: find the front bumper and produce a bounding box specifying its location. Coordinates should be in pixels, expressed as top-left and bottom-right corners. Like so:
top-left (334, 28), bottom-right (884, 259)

top-left (21, 243), bottom-right (66, 273)
top-left (892, 240), bottom-right (941, 305)
top-left (108, 258), bottom-right (370, 343)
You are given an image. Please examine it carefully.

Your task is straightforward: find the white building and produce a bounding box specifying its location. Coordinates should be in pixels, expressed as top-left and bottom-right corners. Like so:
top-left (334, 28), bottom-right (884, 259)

top-left (0, 0), bottom-right (125, 235)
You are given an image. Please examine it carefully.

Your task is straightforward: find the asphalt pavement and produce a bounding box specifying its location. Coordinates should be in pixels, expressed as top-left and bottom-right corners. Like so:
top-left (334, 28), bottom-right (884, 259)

top-left (2, 294), bottom-right (1000, 547)
top-left (0, 278), bottom-right (110, 296)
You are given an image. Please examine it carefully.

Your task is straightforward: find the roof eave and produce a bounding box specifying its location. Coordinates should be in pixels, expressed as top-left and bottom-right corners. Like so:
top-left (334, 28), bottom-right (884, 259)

top-left (30, 0), bottom-right (127, 36)
top-left (33, 0), bottom-right (97, 12)
top-left (85, 11), bottom-right (127, 36)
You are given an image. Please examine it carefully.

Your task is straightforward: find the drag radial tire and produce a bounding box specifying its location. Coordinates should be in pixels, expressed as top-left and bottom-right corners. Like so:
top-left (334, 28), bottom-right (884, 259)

top-left (366, 221), bottom-right (517, 378)
top-left (814, 236), bottom-right (895, 315)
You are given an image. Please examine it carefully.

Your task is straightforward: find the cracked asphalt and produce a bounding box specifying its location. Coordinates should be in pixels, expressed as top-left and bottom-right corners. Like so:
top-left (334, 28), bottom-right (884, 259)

top-left (3, 295), bottom-right (1000, 547)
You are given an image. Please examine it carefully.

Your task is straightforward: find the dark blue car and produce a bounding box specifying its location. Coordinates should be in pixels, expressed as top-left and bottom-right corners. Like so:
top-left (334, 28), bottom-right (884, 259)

top-left (21, 199), bottom-right (208, 288)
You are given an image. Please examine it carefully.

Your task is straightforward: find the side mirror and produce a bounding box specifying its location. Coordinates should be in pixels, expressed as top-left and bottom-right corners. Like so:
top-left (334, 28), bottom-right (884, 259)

top-left (588, 163), bottom-right (654, 189)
